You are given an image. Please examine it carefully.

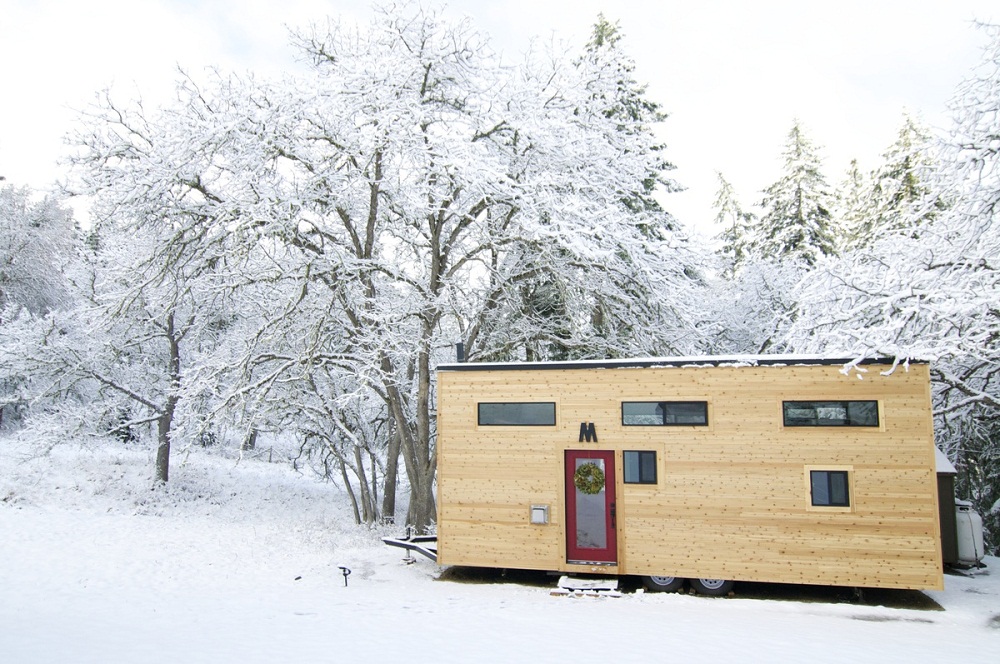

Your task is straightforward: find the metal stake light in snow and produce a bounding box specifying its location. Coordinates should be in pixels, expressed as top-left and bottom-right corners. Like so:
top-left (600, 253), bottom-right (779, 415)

top-left (339, 566), bottom-right (352, 587)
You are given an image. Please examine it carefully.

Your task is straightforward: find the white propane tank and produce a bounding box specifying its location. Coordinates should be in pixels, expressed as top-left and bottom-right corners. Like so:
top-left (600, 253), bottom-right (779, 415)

top-left (955, 500), bottom-right (985, 565)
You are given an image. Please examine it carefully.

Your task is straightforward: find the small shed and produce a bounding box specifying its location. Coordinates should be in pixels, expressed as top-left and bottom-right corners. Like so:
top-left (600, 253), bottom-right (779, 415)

top-left (936, 447), bottom-right (959, 566)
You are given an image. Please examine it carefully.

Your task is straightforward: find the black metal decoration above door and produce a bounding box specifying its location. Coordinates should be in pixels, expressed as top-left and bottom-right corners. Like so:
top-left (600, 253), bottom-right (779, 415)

top-left (578, 422), bottom-right (598, 443)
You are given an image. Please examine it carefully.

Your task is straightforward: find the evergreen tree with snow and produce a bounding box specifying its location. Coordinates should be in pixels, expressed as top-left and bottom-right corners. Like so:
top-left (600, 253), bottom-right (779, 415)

top-left (505, 13), bottom-right (699, 362)
top-left (752, 121), bottom-right (837, 266)
top-left (832, 158), bottom-right (870, 251)
top-left (713, 172), bottom-right (756, 273)
top-left (790, 25), bottom-right (1000, 552)
top-left (850, 114), bottom-right (944, 248)
top-left (581, 13), bottom-right (681, 228)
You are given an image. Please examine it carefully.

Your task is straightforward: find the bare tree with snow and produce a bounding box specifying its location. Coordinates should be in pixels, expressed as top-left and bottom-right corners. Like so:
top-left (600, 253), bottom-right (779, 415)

top-left (56, 3), bottom-right (699, 531)
top-left (0, 184), bottom-right (77, 318)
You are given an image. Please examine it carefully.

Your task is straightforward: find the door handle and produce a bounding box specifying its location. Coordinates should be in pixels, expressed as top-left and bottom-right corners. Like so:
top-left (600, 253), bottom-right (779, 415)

top-left (610, 502), bottom-right (616, 529)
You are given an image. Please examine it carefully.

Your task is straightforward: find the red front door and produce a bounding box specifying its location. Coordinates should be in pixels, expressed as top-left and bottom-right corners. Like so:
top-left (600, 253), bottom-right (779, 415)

top-left (565, 450), bottom-right (617, 564)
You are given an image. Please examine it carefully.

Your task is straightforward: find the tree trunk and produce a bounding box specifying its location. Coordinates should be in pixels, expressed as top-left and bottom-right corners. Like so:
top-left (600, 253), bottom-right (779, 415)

top-left (155, 311), bottom-right (182, 484)
top-left (339, 456), bottom-right (362, 525)
top-left (370, 450), bottom-right (379, 518)
top-left (381, 427), bottom-right (401, 523)
top-left (242, 428), bottom-right (258, 452)
top-left (353, 445), bottom-right (377, 524)
top-left (386, 391), bottom-right (436, 533)
top-left (155, 411), bottom-right (171, 483)
top-left (402, 344), bottom-right (437, 532)
top-left (405, 465), bottom-right (436, 533)
top-left (384, 375), bottom-right (437, 532)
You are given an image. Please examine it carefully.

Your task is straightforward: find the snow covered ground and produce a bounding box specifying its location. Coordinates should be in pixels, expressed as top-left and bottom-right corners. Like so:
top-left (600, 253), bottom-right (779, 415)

top-left (1, 436), bottom-right (997, 663)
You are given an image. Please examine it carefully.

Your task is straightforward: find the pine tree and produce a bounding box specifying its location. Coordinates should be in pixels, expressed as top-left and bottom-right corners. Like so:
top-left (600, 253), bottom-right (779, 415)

top-left (851, 114), bottom-right (943, 248)
top-left (789, 25), bottom-right (1000, 552)
top-left (752, 121), bottom-right (837, 266)
top-left (587, 12), bottom-right (621, 49)
top-left (833, 158), bottom-right (870, 251)
top-left (713, 172), bottom-right (756, 273)
top-left (581, 13), bottom-right (681, 227)
top-left (506, 13), bottom-right (697, 362)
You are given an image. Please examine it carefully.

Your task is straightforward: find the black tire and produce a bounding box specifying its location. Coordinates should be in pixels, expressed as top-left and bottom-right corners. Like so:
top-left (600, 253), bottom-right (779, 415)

top-left (641, 575), bottom-right (686, 593)
top-left (689, 578), bottom-right (734, 596)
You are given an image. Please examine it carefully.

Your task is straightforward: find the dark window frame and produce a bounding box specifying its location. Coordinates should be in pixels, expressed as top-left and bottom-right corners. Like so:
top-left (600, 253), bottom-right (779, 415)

top-left (810, 470), bottom-right (851, 507)
top-left (477, 402), bottom-right (556, 426)
top-left (782, 400), bottom-right (879, 427)
top-left (623, 451), bottom-right (658, 484)
top-left (622, 401), bottom-right (709, 426)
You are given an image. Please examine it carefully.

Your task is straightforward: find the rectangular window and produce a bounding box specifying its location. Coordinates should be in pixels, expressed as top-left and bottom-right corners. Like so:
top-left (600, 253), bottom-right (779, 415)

top-left (810, 470), bottom-right (851, 507)
top-left (783, 401), bottom-right (879, 427)
top-left (624, 451), bottom-right (657, 484)
top-left (622, 401), bottom-right (708, 426)
top-left (478, 402), bottom-right (556, 426)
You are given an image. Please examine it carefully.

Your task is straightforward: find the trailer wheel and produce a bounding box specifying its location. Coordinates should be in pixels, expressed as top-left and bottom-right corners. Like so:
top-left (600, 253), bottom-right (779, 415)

top-left (689, 578), bottom-right (734, 596)
top-left (641, 575), bottom-right (685, 593)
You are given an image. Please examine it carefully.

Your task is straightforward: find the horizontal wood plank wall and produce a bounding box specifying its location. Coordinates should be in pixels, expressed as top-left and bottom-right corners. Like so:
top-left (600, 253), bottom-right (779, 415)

top-left (436, 363), bottom-right (942, 590)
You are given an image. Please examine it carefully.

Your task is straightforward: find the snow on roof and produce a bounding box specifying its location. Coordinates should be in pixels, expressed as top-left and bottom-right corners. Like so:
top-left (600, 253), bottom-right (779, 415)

top-left (935, 446), bottom-right (958, 474)
top-left (437, 354), bottom-right (923, 372)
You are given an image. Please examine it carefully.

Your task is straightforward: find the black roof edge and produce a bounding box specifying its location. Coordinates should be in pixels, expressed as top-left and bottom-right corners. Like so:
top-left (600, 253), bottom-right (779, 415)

top-left (436, 355), bottom-right (929, 372)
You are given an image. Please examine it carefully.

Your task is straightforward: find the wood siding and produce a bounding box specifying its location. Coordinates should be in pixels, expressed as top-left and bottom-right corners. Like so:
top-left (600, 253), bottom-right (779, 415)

top-left (436, 361), bottom-right (943, 590)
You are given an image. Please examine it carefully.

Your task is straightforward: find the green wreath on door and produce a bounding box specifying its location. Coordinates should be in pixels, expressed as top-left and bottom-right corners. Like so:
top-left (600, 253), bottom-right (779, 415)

top-left (573, 462), bottom-right (605, 495)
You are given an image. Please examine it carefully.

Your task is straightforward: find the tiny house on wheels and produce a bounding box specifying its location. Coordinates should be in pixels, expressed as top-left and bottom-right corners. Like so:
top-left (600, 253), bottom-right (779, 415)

top-left (433, 356), bottom-right (944, 594)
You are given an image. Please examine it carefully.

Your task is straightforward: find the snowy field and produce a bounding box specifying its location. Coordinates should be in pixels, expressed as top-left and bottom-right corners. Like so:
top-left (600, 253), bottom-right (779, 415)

top-left (1, 436), bottom-right (997, 663)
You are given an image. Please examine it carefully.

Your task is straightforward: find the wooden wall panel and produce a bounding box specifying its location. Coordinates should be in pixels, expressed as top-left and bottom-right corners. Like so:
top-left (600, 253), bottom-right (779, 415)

top-left (436, 361), bottom-right (942, 590)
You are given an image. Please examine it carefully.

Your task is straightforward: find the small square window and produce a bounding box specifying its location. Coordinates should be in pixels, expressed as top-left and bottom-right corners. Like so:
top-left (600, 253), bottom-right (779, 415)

top-left (624, 451), bottom-right (657, 484)
top-left (810, 470), bottom-right (850, 507)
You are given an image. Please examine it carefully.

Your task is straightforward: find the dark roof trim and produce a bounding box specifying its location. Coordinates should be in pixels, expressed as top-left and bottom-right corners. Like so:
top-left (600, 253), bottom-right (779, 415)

top-left (437, 355), bottom-right (928, 372)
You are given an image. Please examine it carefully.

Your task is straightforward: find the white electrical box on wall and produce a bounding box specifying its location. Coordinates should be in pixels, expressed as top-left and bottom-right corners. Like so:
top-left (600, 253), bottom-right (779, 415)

top-left (530, 505), bottom-right (549, 525)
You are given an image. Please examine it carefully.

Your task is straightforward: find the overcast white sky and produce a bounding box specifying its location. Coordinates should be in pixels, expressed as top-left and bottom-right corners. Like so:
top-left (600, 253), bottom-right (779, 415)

top-left (1, 0), bottom-right (996, 236)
